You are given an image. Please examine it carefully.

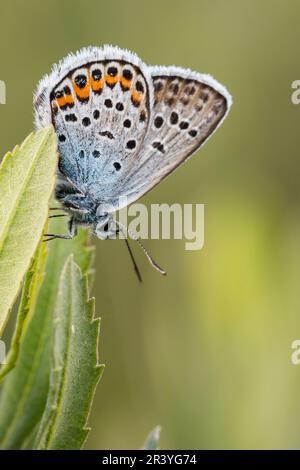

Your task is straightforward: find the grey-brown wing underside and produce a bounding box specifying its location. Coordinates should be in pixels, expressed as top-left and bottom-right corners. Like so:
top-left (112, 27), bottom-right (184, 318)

top-left (116, 66), bottom-right (231, 207)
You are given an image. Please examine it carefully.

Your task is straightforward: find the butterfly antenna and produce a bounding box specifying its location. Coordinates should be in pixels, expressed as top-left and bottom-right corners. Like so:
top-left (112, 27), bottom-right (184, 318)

top-left (133, 236), bottom-right (167, 276)
top-left (124, 238), bottom-right (143, 283)
top-left (115, 221), bottom-right (142, 282)
top-left (115, 220), bottom-right (167, 276)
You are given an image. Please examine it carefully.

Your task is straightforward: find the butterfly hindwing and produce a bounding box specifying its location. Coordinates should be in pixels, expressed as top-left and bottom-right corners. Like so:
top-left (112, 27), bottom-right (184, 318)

top-left (119, 66), bottom-right (231, 204)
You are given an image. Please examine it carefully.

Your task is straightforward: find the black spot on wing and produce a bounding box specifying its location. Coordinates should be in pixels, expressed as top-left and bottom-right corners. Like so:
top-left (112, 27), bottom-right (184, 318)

top-left (99, 131), bottom-right (114, 139)
top-left (152, 141), bottom-right (165, 154)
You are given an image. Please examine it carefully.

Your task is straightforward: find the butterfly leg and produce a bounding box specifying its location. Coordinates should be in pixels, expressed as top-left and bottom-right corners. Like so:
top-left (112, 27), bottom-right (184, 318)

top-left (43, 218), bottom-right (77, 242)
top-left (48, 214), bottom-right (68, 219)
top-left (49, 207), bottom-right (68, 218)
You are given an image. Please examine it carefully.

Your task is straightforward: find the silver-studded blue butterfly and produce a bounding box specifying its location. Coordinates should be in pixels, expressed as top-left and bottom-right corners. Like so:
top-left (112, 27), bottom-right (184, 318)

top-left (34, 45), bottom-right (232, 277)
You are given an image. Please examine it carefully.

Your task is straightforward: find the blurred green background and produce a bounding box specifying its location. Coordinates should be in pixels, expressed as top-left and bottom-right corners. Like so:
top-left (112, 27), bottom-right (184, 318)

top-left (1, 0), bottom-right (300, 450)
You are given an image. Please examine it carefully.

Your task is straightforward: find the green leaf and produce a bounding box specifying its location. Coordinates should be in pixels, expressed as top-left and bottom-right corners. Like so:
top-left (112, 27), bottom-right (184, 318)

top-left (0, 239), bottom-right (47, 382)
top-left (0, 217), bottom-right (94, 449)
top-left (34, 256), bottom-right (103, 450)
top-left (0, 128), bottom-right (57, 335)
top-left (141, 426), bottom-right (161, 450)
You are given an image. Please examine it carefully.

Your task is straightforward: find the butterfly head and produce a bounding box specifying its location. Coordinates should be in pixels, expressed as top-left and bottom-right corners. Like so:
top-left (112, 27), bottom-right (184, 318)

top-left (94, 212), bottom-right (117, 240)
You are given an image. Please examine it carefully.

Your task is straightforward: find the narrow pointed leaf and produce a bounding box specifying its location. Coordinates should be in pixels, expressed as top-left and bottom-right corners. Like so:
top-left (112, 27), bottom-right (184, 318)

top-left (0, 239), bottom-right (47, 381)
top-left (35, 256), bottom-right (103, 450)
top-left (0, 128), bottom-right (57, 335)
top-left (0, 217), bottom-right (94, 449)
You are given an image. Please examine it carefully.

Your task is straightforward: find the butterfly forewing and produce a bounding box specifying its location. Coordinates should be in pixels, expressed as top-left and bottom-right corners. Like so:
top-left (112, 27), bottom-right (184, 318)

top-left (45, 58), bottom-right (151, 203)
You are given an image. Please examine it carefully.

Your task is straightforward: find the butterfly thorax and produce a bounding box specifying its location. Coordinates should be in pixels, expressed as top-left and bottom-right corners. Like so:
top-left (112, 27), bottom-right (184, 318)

top-left (55, 178), bottom-right (99, 224)
top-left (55, 175), bottom-right (117, 240)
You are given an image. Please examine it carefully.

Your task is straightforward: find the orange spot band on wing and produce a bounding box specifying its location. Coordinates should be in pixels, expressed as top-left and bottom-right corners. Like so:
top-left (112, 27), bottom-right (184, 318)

top-left (73, 79), bottom-right (90, 100)
top-left (131, 90), bottom-right (142, 105)
top-left (91, 77), bottom-right (105, 92)
top-left (65, 95), bottom-right (74, 105)
top-left (105, 74), bottom-right (120, 86)
top-left (120, 77), bottom-right (132, 90)
top-left (57, 95), bottom-right (74, 108)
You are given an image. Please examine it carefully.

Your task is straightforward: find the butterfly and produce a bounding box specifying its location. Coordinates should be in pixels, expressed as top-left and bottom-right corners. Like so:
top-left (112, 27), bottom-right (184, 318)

top-left (34, 45), bottom-right (232, 278)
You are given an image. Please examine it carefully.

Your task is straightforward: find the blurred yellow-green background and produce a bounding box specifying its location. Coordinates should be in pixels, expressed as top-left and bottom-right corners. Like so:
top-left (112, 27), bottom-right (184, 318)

top-left (1, 0), bottom-right (300, 449)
